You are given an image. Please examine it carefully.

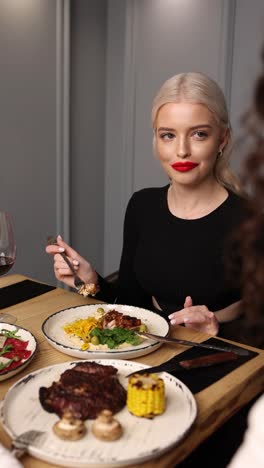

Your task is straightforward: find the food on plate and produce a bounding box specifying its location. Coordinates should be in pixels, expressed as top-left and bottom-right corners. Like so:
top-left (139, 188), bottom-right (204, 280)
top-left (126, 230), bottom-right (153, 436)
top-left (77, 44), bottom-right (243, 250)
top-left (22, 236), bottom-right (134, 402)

top-left (102, 310), bottom-right (141, 330)
top-left (127, 373), bottom-right (165, 418)
top-left (90, 327), bottom-right (141, 349)
top-left (63, 307), bottom-right (147, 350)
top-left (78, 283), bottom-right (99, 297)
top-left (53, 410), bottom-right (86, 440)
top-left (0, 328), bottom-right (32, 374)
top-left (63, 316), bottom-right (100, 349)
top-left (91, 409), bottom-right (123, 441)
top-left (39, 362), bottom-right (127, 420)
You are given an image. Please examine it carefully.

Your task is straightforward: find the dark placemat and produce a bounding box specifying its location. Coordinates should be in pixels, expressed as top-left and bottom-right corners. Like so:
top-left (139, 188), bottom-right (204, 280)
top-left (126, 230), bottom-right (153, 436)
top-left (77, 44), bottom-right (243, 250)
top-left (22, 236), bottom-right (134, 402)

top-left (165, 338), bottom-right (258, 394)
top-left (0, 279), bottom-right (56, 309)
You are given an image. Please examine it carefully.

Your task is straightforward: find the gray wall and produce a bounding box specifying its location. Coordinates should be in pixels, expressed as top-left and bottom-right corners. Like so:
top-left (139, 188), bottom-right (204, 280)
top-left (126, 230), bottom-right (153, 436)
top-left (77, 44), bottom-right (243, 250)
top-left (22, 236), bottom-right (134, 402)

top-left (70, 0), bottom-right (106, 274)
top-left (0, 0), bottom-right (57, 284)
top-left (230, 0), bottom-right (264, 168)
top-left (0, 0), bottom-right (107, 285)
top-left (0, 0), bottom-right (263, 286)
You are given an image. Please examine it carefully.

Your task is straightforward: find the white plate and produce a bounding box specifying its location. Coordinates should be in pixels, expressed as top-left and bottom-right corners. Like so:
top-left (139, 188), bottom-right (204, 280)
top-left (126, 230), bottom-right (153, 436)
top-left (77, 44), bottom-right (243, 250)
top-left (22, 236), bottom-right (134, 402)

top-left (1, 359), bottom-right (197, 467)
top-left (42, 304), bottom-right (169, 359)
top-left (0, 323), bottom-right (37, 382)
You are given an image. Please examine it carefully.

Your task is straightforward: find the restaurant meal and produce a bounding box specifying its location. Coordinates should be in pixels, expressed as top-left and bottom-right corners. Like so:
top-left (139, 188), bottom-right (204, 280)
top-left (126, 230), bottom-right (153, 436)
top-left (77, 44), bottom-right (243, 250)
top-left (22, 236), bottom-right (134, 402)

top-left (39, 361), bottom-right (166, 441)
top-left (127, 373), bottom-right (166, 418)
top-left (0, 328), bottom-right (32, 374)
top-left (39, 361), bottom-right (127, 421)
top-left (63, 307), bottom-right (147, 350)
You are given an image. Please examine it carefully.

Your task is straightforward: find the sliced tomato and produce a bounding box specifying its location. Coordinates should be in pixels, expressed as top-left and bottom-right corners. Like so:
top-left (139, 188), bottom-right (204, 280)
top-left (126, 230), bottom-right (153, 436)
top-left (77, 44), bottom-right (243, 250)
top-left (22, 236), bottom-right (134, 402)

top-left (1, 359), bottom-right (22, 372)
top-left (5, 337), bottom-right (29, 351)
top-left (4, 349), bottom-right (32, 360)
top-left (0, 337), bottom-right (32, 373)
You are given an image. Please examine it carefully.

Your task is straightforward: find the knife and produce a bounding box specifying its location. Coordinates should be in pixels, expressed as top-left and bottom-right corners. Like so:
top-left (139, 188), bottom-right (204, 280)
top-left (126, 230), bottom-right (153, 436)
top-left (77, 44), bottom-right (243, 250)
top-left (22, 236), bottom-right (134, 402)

top-left (127, 351), bottom-right (238, 377)
top-left (138, 331), bottom-right (250, 356)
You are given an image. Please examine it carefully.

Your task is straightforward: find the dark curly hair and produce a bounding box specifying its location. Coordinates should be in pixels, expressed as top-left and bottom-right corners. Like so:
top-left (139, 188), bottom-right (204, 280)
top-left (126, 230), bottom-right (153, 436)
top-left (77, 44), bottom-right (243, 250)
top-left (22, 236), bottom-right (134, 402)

top-left (230, 54), bottom-right (264, 347)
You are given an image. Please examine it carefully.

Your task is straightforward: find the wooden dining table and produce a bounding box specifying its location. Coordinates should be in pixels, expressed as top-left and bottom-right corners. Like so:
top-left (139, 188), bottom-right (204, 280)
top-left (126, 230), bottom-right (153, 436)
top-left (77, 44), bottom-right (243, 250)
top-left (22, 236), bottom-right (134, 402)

top-left (0, 274), bottom-right (264, 468)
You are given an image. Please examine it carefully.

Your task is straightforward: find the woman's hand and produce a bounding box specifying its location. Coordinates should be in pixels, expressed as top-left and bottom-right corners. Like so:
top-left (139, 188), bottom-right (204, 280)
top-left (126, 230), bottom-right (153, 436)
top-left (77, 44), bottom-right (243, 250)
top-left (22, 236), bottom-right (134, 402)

top-left (168, 296), bottom-right (219, 335)
top-left (45, 235), bottom-right (98, 289)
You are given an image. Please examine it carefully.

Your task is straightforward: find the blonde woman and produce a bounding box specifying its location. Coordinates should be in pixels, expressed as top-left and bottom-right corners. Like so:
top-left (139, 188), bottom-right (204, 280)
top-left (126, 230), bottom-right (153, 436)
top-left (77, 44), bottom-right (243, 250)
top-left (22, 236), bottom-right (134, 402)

top-left (46, 72), bottom-right (249, 336)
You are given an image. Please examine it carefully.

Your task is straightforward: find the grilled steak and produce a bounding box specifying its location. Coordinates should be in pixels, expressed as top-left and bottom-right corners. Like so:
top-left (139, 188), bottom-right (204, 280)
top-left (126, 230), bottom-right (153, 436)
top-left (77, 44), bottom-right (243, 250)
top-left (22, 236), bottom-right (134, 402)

top-left (102, 310), bottom-right (141, 330)
top-left (39, 361), bottom-right (126, 420)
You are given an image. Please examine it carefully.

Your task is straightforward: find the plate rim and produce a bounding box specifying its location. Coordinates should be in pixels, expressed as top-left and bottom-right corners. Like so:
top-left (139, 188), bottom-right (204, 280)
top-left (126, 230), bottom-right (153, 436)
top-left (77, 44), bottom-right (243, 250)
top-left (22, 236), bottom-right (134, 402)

top-left (0, 323), bottom-right (37, 378)
top-left (1, 358), bottom-right (197, 467)
top-left (41, 303), bottom-right (169, 355)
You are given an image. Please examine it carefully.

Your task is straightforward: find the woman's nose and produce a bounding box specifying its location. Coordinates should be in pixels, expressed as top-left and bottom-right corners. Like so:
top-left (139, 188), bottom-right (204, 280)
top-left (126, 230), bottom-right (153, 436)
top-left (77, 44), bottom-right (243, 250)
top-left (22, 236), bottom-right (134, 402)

top-left (176, 138), bottom-right (190, 159)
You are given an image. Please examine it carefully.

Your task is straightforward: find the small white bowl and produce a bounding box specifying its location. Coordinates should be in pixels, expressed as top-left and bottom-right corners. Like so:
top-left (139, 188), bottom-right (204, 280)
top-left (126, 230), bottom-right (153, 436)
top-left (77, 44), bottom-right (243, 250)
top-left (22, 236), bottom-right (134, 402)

top-left (0, 323), bottom-right (37, 382)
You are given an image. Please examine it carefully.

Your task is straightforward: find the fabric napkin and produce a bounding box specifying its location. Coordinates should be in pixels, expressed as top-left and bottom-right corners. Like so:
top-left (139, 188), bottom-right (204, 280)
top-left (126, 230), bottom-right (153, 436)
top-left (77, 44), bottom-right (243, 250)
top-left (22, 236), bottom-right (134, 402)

top-left (0, 279), bottom-right (56, 309)
top-left (0, 443), bottom-right (23, 468)
top-left (164, 337), bottom-right (258, 393)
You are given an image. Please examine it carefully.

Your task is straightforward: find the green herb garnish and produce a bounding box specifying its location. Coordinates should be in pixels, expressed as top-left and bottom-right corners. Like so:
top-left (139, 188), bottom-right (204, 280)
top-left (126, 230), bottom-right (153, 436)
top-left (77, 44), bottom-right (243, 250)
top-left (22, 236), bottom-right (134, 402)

top-left (0, 344), bottom-right (13, 356)
top-left (0, 328), bottom-right (22, 340)
top-left (90, 327), bottom-right (141, 349)
top-left (0, 359), bottom-right (14, 371)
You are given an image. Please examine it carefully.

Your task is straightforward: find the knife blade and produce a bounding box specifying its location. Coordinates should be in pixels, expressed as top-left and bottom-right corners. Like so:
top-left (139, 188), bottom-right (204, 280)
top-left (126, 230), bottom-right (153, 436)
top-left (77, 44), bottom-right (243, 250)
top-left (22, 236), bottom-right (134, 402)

top-left (127, 351), bottom-right (238, 377)
top-left (138, 331), bottom-right (250, 356)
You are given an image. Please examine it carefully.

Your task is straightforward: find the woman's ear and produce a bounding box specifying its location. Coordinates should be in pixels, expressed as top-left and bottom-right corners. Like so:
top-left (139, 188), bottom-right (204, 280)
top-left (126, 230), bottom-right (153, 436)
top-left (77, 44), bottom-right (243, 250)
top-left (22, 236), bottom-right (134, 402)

top-left (219, 127), bottom-right (230, 151)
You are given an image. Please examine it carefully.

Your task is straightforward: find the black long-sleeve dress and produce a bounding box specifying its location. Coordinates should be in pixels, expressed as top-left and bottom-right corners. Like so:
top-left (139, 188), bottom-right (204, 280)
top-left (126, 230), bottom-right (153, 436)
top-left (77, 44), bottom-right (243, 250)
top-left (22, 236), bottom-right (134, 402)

top-left (97, 185), bottom-right (247, 321)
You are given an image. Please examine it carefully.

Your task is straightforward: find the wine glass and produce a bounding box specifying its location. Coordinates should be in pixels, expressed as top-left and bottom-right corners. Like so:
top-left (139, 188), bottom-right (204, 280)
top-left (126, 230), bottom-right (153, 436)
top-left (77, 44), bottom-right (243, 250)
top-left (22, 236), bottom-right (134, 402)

top-left (0, 211), bottom-right (17, 324)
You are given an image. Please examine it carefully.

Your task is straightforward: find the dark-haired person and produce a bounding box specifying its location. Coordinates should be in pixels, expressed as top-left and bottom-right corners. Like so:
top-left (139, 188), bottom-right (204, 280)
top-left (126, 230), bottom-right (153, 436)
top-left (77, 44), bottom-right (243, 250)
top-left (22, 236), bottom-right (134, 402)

top-left (227, 50), bottom-right (264, 468)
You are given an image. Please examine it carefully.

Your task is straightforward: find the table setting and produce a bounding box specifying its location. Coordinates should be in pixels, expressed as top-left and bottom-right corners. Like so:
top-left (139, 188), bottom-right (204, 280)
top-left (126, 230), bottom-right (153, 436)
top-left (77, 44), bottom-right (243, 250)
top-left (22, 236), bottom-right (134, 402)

top-left (0, 271), bottom-right (264, 468)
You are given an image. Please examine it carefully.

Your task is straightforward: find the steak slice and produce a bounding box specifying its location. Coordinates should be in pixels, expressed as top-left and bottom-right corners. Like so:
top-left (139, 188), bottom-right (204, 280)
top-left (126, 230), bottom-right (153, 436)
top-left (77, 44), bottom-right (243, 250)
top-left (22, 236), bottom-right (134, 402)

top-left (72, 361), bottom-right (118, 376)
top-left (39, 362), bottom-right (126, 420)
top-left (102, 309), bottom-right (141, 330)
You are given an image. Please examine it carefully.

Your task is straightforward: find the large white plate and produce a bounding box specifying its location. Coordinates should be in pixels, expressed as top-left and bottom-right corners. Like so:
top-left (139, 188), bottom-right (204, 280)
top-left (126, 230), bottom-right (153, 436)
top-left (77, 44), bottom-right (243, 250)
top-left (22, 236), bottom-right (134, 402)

top-left (42, 304), bottom-right (169, 359)
top-left (0, 323), bottom-right (37, 382)
top-left (1, 359), bottom-right (197, 467)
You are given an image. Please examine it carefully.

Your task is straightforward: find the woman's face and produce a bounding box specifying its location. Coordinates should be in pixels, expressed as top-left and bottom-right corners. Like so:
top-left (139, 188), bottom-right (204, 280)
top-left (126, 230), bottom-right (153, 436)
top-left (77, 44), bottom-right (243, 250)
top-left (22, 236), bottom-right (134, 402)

top-left (154, 102), bottom-right (228, 187)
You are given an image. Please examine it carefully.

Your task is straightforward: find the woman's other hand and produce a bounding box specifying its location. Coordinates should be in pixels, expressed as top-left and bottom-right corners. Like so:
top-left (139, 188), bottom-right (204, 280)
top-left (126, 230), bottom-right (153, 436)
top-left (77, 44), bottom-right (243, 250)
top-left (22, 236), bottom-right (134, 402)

top-left (168, 296), bottom-right (219, 335)
top-left (45, 235), bottom-right (98, 289)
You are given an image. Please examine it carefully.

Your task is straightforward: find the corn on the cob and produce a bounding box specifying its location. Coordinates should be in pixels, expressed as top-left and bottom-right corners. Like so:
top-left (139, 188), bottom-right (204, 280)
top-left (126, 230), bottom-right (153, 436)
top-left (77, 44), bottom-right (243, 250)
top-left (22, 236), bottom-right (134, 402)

top-left (127, 373), bottom-right (165, 418)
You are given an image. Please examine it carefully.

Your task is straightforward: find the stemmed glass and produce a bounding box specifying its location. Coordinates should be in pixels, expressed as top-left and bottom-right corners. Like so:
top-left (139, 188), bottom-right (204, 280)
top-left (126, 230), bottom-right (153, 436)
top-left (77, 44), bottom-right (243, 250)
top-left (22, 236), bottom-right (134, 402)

top-left (0, 211), bottom-right (17, 324)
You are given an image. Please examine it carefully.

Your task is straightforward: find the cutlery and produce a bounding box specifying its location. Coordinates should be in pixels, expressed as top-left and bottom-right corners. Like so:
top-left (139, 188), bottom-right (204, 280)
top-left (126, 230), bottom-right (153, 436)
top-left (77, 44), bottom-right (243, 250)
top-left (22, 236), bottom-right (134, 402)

top-left (47, 236), bottom-right (85, 291)
top-left (127, 351), bottom-right (238, 377)
top-left (138, 331), bottom-right (250, 356)
top-left (11, 429), bottom-right (45, 458)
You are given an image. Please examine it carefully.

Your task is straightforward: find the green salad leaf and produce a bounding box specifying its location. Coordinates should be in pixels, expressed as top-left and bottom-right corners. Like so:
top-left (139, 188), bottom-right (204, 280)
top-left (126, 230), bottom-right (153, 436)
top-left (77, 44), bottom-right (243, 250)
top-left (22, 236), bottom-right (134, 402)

top-left (90, 327), bottom-right (141, 349)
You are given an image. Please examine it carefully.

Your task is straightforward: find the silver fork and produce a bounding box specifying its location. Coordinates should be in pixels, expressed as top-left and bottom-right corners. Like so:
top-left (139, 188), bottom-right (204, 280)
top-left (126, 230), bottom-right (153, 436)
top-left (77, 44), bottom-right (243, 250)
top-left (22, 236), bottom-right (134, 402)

top-left (11, 429), bottom-right (45, 458)
top-left (47, 236), bottom-right (85, 291)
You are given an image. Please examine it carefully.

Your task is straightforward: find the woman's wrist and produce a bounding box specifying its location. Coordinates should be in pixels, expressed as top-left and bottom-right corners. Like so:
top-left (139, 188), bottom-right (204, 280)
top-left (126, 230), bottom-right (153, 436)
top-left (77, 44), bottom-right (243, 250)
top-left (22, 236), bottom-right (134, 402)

top-left (77, 269), bottom-right (100, 297)
top-left (215, 301), bottom-right (242, 323)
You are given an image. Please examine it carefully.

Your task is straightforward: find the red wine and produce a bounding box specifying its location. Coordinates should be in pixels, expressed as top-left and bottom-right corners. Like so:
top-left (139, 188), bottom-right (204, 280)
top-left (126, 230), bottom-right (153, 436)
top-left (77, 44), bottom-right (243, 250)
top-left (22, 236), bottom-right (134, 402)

top-left (0, 256), bottom-right (14, 275)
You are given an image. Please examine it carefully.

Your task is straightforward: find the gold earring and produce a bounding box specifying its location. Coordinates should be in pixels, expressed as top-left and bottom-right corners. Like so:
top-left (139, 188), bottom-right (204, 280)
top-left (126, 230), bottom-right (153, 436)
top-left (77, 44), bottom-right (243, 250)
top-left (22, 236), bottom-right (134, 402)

top-left (217, 149), bottom-right (223, 157)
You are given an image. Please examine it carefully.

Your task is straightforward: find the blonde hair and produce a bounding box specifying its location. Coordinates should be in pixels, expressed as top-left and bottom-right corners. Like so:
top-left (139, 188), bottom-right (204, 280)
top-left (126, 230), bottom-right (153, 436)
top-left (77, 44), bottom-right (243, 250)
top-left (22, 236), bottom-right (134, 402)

top-left (152, 72), bottom-right (243, 195)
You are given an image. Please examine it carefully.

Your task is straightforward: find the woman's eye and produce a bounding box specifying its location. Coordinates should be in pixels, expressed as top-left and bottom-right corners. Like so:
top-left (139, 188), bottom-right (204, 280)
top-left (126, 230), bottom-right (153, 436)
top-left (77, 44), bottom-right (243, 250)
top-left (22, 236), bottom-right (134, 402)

top-left (194, 130), bottom-right (208, 139)
top-left (160, 132), bottom-right (174, 140)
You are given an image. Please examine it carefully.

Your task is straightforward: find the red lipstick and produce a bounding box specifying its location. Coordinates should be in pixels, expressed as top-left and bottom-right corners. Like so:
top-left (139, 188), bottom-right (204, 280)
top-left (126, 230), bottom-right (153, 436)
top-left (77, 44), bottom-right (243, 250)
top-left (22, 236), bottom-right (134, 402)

top-left (171, 162), bottom-right (199, 172)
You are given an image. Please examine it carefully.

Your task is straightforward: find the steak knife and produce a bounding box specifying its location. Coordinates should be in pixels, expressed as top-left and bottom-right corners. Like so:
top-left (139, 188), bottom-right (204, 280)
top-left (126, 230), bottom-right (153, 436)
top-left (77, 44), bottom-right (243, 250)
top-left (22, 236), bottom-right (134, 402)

top-left (138, 331), bottom-right (250, 356)
top-left (127, 351), bottom-right (238, 377)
